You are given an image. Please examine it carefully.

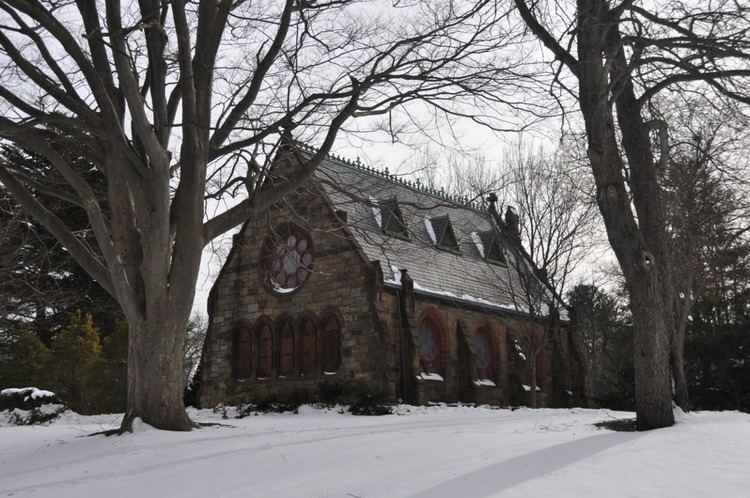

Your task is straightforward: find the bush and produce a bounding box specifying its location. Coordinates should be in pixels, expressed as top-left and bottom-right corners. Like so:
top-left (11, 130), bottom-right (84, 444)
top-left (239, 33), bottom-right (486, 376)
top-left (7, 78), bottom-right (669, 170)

top-left (0, 387), bottom-right (59, 411)
top-left (0, 314), bottom-right (128, 415)
top-left (1, 387), bottom-right (66, 425)
top-left (237, 386), bottom-right (316, 416)
top-left (0, 328), bottom-right (55, 391)
top-left (236, 379), bottom-right (392, 416)
top-left (4, 405), bottom-right (66, 425)
top-left (315, 378), bottom-right (392, 416)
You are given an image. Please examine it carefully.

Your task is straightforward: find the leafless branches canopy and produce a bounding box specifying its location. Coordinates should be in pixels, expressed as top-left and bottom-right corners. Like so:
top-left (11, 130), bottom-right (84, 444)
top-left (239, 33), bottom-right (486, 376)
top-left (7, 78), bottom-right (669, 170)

top-left (0, 0), bottom-right (528, 430)
top-left (513, 0), bottom-right (750, 429)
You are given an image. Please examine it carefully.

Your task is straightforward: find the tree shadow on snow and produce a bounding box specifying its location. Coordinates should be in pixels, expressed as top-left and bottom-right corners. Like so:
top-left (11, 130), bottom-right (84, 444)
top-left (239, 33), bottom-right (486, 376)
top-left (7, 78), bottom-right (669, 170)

top-left (407, 431), bottom-right (640, 498)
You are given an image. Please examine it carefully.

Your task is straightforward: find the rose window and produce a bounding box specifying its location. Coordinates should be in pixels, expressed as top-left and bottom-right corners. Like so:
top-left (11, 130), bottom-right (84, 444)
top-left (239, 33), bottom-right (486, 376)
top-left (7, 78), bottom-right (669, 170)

top-left (265, 226), bottom-right (313, 293)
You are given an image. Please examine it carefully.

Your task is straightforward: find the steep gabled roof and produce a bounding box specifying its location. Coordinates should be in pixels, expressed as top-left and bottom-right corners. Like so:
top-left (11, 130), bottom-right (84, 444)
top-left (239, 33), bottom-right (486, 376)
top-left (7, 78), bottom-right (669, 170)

top-left (294, 143), bottom-right (563, 320)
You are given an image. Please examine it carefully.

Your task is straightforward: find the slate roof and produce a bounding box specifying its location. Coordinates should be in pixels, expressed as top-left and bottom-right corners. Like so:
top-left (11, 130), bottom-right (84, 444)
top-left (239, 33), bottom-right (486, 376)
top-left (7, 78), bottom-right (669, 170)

top-left (290, 144), bottom-right (565, 321)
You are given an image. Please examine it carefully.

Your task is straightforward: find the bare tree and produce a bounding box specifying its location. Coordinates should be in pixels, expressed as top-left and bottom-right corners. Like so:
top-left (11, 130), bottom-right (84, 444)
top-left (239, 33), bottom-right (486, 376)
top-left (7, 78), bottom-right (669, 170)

top-left (408, 143), bottom-right (597, 407)
top-left (513, 0), bottom-right (750, 429)
top-left (0, 0), bottom-right (530, 431)
top-left (660, 98), bottom-right (750, 410)
top-left (183, 314), bottom-right (207, 391)
top-left (505, 146), bottom-right (599, 298)
top-left (462, 146), bottom-right (598, 407)
top-left (503, 148), bottom-right (598, 407)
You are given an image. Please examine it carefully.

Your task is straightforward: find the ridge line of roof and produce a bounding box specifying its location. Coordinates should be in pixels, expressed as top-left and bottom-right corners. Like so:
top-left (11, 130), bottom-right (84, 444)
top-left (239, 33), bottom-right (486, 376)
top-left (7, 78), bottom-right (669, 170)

top-left (293, 141), bottom-right (488, 214)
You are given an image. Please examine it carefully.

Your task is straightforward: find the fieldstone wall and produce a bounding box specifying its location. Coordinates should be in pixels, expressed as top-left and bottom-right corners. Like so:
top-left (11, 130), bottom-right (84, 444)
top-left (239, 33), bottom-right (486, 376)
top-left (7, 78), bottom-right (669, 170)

top-left (374, 282), bottom-right (564, 408)
top-left (197, 151), bottom-right (579, 409)
top-left (198, 180), bottom-right (386, 407)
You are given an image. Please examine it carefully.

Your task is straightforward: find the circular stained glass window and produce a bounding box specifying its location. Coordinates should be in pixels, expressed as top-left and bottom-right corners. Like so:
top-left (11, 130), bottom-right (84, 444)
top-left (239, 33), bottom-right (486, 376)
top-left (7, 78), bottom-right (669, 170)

top-left (264, 225), bottom-right (313, 294)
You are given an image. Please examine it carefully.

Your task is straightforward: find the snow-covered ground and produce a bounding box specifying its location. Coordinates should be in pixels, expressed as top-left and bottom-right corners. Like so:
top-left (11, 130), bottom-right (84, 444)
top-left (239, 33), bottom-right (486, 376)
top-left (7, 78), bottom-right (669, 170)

top-left (1, 405), bottom-right (748, 497)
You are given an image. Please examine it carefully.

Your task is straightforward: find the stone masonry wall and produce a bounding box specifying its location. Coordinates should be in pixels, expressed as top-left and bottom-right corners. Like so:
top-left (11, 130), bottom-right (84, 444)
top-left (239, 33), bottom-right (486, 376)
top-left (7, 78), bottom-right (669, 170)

top-left (375, 286), bottom-right (556, 407)
top-left (198, 151), bottom-right (577, 408)
top-left (198, 183), bottom-right (386, 407)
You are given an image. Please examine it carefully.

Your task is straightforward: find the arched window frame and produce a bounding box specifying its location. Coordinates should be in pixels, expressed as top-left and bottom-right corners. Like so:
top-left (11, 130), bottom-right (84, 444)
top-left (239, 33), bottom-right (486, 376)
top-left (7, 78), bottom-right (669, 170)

top-left (473, 326), bottom-right (496, 382)
top-left (231, 319), bottom-right (253, 379)
top-left (298, 314), bottom-right (318, 376)
top-left (417, 311), bottom-right (445, 376)
top-left (321, 314), bottom-right (342, 374)
top-left (277, 318), bottom-right (296, 377)
top-left (255, 319), bottom-right (274, 380)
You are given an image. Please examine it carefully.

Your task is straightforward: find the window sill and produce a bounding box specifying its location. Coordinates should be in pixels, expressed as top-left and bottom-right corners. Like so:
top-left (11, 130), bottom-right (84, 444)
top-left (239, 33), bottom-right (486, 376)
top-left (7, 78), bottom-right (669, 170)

top-left (417, 372), bottom-right (444, 382)
top-left (474, 379), bottom-right (496, 387)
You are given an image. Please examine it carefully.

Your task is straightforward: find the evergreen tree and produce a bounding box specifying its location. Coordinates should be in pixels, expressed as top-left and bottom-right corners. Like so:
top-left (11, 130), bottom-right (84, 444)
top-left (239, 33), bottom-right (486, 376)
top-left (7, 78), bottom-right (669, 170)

top-left (0, 326), bottom-right (54, 391)
top-left (50, 312), bottom-right (103, 414)
top-left (568, 284), bottom-right (634, 410)
top-left (0, 145), bottom-right (121, 344)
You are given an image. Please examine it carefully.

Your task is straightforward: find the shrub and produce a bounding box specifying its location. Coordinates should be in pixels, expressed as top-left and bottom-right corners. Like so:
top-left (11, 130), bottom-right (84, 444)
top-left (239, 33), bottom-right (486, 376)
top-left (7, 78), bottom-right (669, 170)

top-left (315, 378), bottom-right (392, 416)
top-left (0, 387), bottom-right (59, 411)
top-left (1, 387), bottom-right (66, 425)
top-left (235, 379), bottom-right (392, 416)
top-left (5, 405), bottom-right (66, 425)
top-left (0, 328), bottom-right (55, 391)
top-left (237, 386), bottom-right (316, 416)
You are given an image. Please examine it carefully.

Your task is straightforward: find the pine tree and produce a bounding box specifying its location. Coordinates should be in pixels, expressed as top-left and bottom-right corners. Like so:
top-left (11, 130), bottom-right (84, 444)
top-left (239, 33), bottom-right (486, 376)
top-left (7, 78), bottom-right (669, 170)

top-left (50, 312), bottom-right (104, 414)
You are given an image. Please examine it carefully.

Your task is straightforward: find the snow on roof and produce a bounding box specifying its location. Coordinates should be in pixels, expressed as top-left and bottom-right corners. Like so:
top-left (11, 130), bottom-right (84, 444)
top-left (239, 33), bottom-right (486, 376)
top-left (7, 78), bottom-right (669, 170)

top-left (302, 145), bottom-right (568, 322)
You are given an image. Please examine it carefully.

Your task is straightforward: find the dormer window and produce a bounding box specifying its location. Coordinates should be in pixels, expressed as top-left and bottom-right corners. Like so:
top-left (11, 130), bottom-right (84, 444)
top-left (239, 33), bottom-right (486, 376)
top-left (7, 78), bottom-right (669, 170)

top-left (477, 231), bottom-right (506, 265)
top-left (378, 197), bottom-right (409, 239)
top-left (427, 215), bottom-right (459, 252)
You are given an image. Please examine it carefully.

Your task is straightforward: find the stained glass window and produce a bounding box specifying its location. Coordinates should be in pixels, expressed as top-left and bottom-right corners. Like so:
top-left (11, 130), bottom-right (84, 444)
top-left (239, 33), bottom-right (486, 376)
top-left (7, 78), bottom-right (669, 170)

top-left (232, 323), bottom-right (253, 379)
top-left (257, 324), bottom-right (273, 378)
top-left (279, 322), bottom-right (295, 375)
top-left (474, 328), bottom-right (495, 381)
top-left (265, 225), bottom-right (313, 293)
top-left (323, 316), bottom-right (341, 373)
top-left (418, 317), bottom-right (443, 374)
top-left (301, 319), bottom-right (317, 375)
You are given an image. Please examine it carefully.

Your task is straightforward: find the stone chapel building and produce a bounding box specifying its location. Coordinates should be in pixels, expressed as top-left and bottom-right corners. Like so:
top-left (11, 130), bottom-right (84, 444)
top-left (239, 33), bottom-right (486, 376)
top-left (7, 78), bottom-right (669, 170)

top-left (196, 143), bottom-right (583, 408)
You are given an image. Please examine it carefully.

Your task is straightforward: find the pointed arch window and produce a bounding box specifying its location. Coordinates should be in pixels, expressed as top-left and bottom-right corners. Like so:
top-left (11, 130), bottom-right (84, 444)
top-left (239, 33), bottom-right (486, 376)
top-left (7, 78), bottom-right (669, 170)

top-left (322, 316), bottom-right (341, 373)
top-left (232, 323), bottom-right (253, 379)
top-left (257, 324), bottom-right (273, 378)
top-left (279, 321), bottom-right (295, 376)
top-left (474, 327), bottom-right (495, 382)
top-left (300, 318), bottom-right (318, 375)
top-left (535, 346), bottom-right (545, 389)
top-left (418, 317), bottom-right (443, 375)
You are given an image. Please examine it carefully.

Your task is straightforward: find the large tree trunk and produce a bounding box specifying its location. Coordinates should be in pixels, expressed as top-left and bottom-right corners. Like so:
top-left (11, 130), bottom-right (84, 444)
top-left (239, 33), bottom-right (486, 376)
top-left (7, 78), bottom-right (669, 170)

top-left (629, 272), bottom-right (676, 430)
top-left (120, 315), bottom-right (197, 432)
top-left (574, 0), bottom-right (675, 430)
